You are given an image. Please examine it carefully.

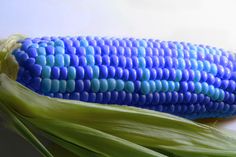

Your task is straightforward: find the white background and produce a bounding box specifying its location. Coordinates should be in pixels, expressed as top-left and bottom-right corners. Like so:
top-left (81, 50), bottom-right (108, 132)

top-left (1, 0), bottom-right (236, 156)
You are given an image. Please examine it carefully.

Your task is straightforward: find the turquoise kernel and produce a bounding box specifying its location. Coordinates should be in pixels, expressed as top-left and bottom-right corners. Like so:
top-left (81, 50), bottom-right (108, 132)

top-left (92, 66), bottom-right (99, 78)
top-left (178, 49), bottom-right (184, 58)
top-left (190, 59), bottom-right (198, 70)
top-left (139, 57), bottom-right (146, 68)
top-left (175, 82), bottom-right (180, 91)
top-left (207, 85), bottom-right (215, 97)
top-left (48, 41), bottom-right (54, 46)
top-left (51, 79), bottom-right (60, 93)
top-left (197, 61), bottom-right (204, 71)
top-left (64, 54), bottom-right (70, 66)
top-left (213, 88), bottom-right (220, 100)
top-left (68, 66), bottom-right (76, 80)
top-left (59, 80), bottom-right (67, 93)
top-left (203, 61), bottom-right (211, 72)
top-left (41, 78), bottom-right (51, 93)
top-left (100, 79), bottom-right (108, 92)
top-left (178, 58), bottom-right (185, 70)
top-left (39, 43), bottom-right (47, 47)
top-left (116, 79), bottom-right (125, 91)
top-left (54, 39), bottom-right (64, 47)
top-left (161, 80), bottom-right (169, 92)
top-left (168, 81), bottom-right (175, 92)
top-left (125, 81), bottom-right (134, 93)
top-left (107, 78), bottom-right (116, 91)
top-left (210, 64), bottom-right (217, 76)
top-left (141, 81), bottom-right (150, 94)
top-left (66, 80), bottom-right (75, 93)
top-left (37, 47), bottom-right (46, 55)
top-left (155, 80), bottom-right (162, 92)
top-left (219, 89), bottom-right (225, 101)
top-left (175, 69), bottom-right (182, 82)
top-left (46, 55), bottom-right (55, 67)
top-left (91, 79), bottom-right (100, 92)
top-left (80, 39), bottom-right (89, 47)
top-left (201, 82), bottom-right (209, 95)
top-left (29, 43), bottom-right (39, 48)
top-left (42, 66), bottom-right (51, 78)
top-left (194, 70), bottom-right (201, 82)
top-left (139, 40), bottom-right (147, 47)
top-left (55, 54), bottom-right (64, 67)
top-left (138, 47), bottom-right (146, 57)
top-left (36, 55), bottom-right (46, 66)
top-left (190, 50), bottom-right (197, 58)
top-left (87, 55), bottom-right (95, 65)
top-left (194, 82), bottom-right (202, 94)
top-left (86, 46), bottom-right (95, 55)
top-left (55, 46), bottom-right (65, 54)
top-left (149, 80), bottom-right (156, 93)
top-left (142, 68), bottom-right (150, 81)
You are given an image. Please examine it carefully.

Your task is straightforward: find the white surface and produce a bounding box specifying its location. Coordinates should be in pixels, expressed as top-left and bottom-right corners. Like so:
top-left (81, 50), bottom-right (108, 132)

top-left (1, 0), bottom-right (236, 131)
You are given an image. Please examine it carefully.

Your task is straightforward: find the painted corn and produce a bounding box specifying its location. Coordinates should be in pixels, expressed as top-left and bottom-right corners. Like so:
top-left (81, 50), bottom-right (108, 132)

top-left (9, 36), bottom-right (236, 119)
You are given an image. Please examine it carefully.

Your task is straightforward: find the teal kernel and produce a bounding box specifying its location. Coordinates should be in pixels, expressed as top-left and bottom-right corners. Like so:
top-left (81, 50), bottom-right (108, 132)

top-left (139, 40), bottom-right (147, 47)
top-left (175, 69), bottom-right (182, 82)
top-left (54, 39), bottom-right (64, 47)
top-left (178, 58), bottom-right (185, 70)
top-left (194, 70), bottom-right (201, 82)
top-left (141, 81), bottom-right (150, 94)
top-left (210, 64), bottom-right (217, 76)
top-left (42, 66), bottom-right (51, 78)
top-left (66, 80), bottom-right (75, 93)
top-left (93, 66), bottom-right (99, 78)
top-left (178, 49), bottom-right (184, 58)
top-left (213, 88), bottom-right (220, 101)
top-left (59, 80), bottom-right (67, 93)
top-left (48, 41), bottom-right (54, 46)
top-left (46, 55), bottom-right (55, 67)
top-left (29, 43), bottom-right (39, 48)
top-left (138, 47), bottom-right (146, 57)
top-left (55, 46), bottom-right (65, 54)
top-left (139, 57), bottom-right (146, 68)
top-left (175, 82), bottom-right (180, 91)
top-left (41, 78), bottom-right (51, 93)
top-left (142, 68), bottom-right (150, 81)
top-left (125, 81), bottom-right (134, 93)
top-left (168, 81), bottom-right (175, 92)
top-left (190, 50), bottom-right (197, 58)
top-left (161, 80), bottom-right (169, 92)
top-left (149, 80), bottom-right (156, 93)
top-left (80, 39), bottom-right (89, 47)
top-left (51, 79), bottom-right (60, 93)
top-left (197, 61), bottom-right (204, 71)
top-left (203, 61), bottom-right (211, 72)
top-left (201, 82), bottom-right (209, 95)
top-left (39, 43), bottom-right (47, 47)
top-left (100, 79), bottom-right (108, 92)
top-left (68, 66), bottom-right (76, 80)
top-left (194, 82), bottom-right (202, 94)
top-left (87, 55), bottom-right (95, 65)
top-left (64, 54), bottom-right (70, 66)
top-left (207, 85), bottom-right (215, 97)
top-left (116, 79), bottom-right (125, 91)
top-left (37, 47), bottom-right (46, 55)
top-left (55, 54), bottom-right (64, 67)
top-left (219, 89), bottom-right (225, 101)
top-left (190, 59), bottom-right (198, 70)
top-left (86, 46), bottom-right (95, 55)
top-left (91, 79), bottom-right (100, 92)
top-left (155, 80), bottom-right (162, 92)
top-left (36, 55), bottom-right (46, 66)
top-left (108, 78), bottom-right (116, 91)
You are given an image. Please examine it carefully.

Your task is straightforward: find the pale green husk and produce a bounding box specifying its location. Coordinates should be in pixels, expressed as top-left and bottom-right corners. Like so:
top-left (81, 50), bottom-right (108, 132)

top-left (0, 74), bottom-right (236, 157)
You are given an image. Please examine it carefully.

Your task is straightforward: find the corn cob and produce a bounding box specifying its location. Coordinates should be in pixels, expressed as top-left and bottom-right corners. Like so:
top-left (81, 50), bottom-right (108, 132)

top-left (9, 36), bottom-right (236, 119)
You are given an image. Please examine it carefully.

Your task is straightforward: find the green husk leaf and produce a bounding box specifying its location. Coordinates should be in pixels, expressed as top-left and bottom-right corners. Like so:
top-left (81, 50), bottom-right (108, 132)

top-left (1, 73), bottom-right (236, 157)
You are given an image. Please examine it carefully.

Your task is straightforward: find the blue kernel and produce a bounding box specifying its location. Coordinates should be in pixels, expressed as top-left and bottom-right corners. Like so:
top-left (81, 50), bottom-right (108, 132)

top-left (76, 66), bottom-right (84, 79)
top-left (102, 55), bottom-right (110, 65)
top-left (110, 55), bottom-right (119, 66)
top-left (67, 46), bottom-right (76, 55)
top-left (27, 47), bottom-right (37, 58)
top-left (150, 68), bottom-right (157, 80)
top-left (51, 67), bottom-right (60, 79)
top-left (30, 64), bottom-right (42, 77)
top-left (122, 69), bottom-right (129, 81)
top-left (165, 56), bottom-right (172, 68)
top-left (119, 56), bottom-right (126, 68)
top-left (162, 68), bottom-right (170, 80)
top-left (145, 56), bottom-right (153, 68)
top-left (54, 93), bottom-right (63, 99)
top-left (108, 66), bottom-right (115, 78)
top-left (81, 92), bottom-right (89, 101)
top-left (70, 93), bottom-right (80, 100)
top-left (152, 56), bottom-right (159, 67)
top-left (159, 56), bottom-right (165, 68)
top-left (126, 57), bottom-right (133, 68)
top-left (200, 71), bottom-right (207, 82)
top-left (117, 46), bottom-right (124, 55)
top-left (70, 54), bottom-right (79, 66)
top-left (110, 91), bottom-right (119, 103)
top-left (84, 66), bottom-right (93, 79)
top-left (217, 65), bottom-right (224, 78)
top-left (78, 47), bottom-right (86, 56)
top-left (79, 56), bottom-right (87, 66)
top-left (181, 69), bottom-right (189, 81)
top-left (223, 68), bottom-right (231, 79)
top-left (180, 82), bottom-right (188, 92)
top-left (115, 67), bottom-right (123, 79)
top-left (88, 93), bottom-right (96, 102)
top-left (132, 56), bottom-right (139, 68)
top-left (99, 65), bottom-right (108, 78)
top-left (95, 55), bottom-right (102, 65)
top-left (129, 69), bottom-right (137, 81)
top-left (228, 80), bottom-right (236, 92)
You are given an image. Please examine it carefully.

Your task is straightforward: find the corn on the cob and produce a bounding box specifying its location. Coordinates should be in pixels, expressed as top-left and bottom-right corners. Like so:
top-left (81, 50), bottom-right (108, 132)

top-left (10, 36), bottom-right (236, 119)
